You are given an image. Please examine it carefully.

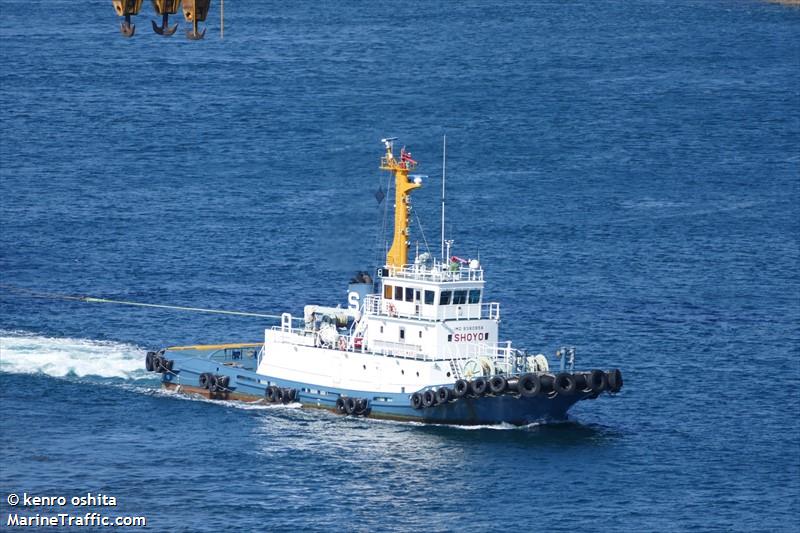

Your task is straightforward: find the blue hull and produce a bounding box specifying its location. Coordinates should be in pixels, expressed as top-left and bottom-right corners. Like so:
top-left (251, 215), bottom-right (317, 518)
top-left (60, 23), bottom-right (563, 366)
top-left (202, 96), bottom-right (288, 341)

top-left (156, 347), bottom-right (596, 426)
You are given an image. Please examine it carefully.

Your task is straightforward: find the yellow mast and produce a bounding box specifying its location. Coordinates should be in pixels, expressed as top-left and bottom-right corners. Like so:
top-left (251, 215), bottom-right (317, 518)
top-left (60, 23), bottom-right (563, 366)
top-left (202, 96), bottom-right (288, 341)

top-left (380, 139), bottom-right (422, 270)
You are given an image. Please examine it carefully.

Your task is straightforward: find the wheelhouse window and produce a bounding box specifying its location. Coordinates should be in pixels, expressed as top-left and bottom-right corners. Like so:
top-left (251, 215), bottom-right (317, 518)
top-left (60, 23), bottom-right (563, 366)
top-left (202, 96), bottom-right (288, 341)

top-left (394, 286), bottom-right (403, 300)
top-left (399, 328), bottom-right (405, 341)
top-left (453, 290), bottom-right (467, 305)
top-left (440, 291), bottom-right (452, 305)
top-left (424, 290), bottom-right (435, 305)
top-left (383, 284), bottom-right (393, 299)
top-left (405, 287), bottom-right (414, 302)
top-left (468, 289), bottom-right (481, 304)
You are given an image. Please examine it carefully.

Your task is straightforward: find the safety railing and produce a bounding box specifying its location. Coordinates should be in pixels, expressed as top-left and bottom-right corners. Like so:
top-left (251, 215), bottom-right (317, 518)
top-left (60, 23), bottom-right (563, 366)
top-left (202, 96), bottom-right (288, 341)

top-left (387, 263), bottom-right (484, 282)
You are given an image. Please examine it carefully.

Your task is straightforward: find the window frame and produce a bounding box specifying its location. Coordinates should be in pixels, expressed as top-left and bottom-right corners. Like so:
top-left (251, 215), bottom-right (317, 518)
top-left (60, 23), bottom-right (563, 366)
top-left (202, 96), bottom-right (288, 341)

top-left (439, 290), bottom-right (452, 305)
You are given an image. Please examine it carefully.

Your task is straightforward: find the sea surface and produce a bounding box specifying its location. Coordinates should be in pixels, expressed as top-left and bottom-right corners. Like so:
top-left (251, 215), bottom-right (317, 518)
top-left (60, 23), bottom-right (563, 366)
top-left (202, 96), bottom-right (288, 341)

top-left (1, 0), bottom-right (799, 531)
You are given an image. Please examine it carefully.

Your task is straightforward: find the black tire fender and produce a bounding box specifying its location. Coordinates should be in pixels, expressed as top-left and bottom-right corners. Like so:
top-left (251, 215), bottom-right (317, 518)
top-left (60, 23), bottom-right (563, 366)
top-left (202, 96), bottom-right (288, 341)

top-left (410, 392), bottom-right (423, 409)
top-left (554, 372), bottom-right (577, 395)
top-left (266, 385), bottom-right (280, 403)
top-left (587, 369), bottom-right (608, 393)
top-left (574, 373), bottom-right (589, 391)
top-left (518, 373), bottom-right (541, 397)
top-left (422, 389), bottom-right (436, 408)
top-left (539, 374), bottom-right (555, 394)
top-left (489, 375), bottom-right (507, 395)
top-left (355, 398), bottom-right (369, 415)
top-left (344, 396), bottom-right (357, 415)
top-left (145, 352), bottom-right (155, 372)
top-left (470, 377), bottom-right (488, 397)
top-left (335, 397), bottom-right (347, 414)
top-left (607, 369), bottom-right (623, 393)
top-left (436, 387), bottom-right (452, 404)
top-left (207, 374), bottom-right (218, 393)
top-left (453, 379), bottom-right (469, 398)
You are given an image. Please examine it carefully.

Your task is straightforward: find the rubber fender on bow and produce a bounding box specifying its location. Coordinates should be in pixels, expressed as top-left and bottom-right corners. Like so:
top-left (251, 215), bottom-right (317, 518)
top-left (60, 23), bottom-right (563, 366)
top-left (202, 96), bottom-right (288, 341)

top-left (422, 389), bottom-right (436, 408)
top-left (469, 377), bottom-right (488, 397)
top-left (489, 375), bottom-right (507, 395)
top-left (335, 397), bottom-right (348, 414)
top-left (554, 373), bottom-right (577, 395)
top-left (436, 387), bottom-right (452, 404)
top-left (410, 392), bottom-right (423, 409)
top-left (354, 398), bottom-right (369, 415)
top-left (517, 373), bottom-right (541, 397)
top-left (539, 374), bottom-right (555, 394)
top-left (587, 369), bottom-right (608, 393)
top-left (453, 379), bottom-right (469, 399)
top-left (217, 375), bottom-right (230, 391)
top-left (207, 374), bottom-right (218, 393)
top-left (607, 369), bottom-right (623, 393)
top-left (275, 387), bottom-right (285, 403)
top-left (574, 372), bottom-right (589, 391)
top-left (163, 359), bottom-right (174, 372)
top-left (199, 373), bottom-right (210, 388)
top-left (145, 351), bottom-right (155, 372)
top-left (506, 378), bottom-right (519, 393)
top-left (344, 397), bottom-right (357, 415)
top-left (151, 355), bottom-right (164, 373)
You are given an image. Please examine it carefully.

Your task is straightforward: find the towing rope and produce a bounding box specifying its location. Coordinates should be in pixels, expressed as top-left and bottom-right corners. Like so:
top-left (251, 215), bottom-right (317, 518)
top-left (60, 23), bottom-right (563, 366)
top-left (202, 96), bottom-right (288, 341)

top-left (0, 283), bottom-right (294, 321)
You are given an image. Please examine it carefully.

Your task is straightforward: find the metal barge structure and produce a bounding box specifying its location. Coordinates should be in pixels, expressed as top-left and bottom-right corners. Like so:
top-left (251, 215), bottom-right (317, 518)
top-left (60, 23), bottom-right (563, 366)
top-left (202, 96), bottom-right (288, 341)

top-left (147, 139), bottom-right (623, 425)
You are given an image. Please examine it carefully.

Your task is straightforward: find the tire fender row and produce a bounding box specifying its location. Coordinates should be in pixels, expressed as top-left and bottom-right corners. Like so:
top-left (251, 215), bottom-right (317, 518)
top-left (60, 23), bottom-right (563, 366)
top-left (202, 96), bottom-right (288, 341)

top-left (411, 369), bottom-right (623, 409)
top-left (199, 372), bottom-right (230, 393)
top-left (264, 385), bottom-right (298, 404)
top-left (335, 396), bottom-right (370, 416)
top-left (145, 350), bottom-right (174, 374)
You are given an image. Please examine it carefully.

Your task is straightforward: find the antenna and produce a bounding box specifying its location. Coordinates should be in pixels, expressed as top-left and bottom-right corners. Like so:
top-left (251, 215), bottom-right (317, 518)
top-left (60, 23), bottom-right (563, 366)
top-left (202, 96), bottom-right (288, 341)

top-left (440, 134), bottom-right (446, 262)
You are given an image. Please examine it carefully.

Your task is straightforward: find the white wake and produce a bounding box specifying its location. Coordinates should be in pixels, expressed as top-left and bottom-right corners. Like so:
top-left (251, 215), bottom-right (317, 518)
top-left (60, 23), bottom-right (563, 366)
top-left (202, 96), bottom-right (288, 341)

top-left (0, 331), bottom-right (149, 380)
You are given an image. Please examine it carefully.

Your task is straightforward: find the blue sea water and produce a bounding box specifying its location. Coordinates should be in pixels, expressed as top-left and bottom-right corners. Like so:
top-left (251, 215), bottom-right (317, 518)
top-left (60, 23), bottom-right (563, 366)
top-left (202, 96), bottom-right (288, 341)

top-left (1, 0), bottom-right (799, 530)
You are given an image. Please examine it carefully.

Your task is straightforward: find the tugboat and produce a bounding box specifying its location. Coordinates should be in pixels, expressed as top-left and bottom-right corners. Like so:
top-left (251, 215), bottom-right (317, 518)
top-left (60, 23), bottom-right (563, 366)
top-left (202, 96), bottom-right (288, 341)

top-left (146, 139), bottom-right (623, 425)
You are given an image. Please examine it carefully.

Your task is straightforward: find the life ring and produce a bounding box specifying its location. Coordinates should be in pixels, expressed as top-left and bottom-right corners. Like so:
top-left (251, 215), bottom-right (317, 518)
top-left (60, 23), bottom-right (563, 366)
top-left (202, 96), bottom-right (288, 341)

top-left (338, 336), bottom-right (347, 351)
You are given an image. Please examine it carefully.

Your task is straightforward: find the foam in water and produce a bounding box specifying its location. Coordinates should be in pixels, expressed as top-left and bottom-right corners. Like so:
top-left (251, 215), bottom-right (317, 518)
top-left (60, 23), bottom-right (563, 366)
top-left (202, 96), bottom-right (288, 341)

top-left (0, 331), bottom-right (148, 379)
